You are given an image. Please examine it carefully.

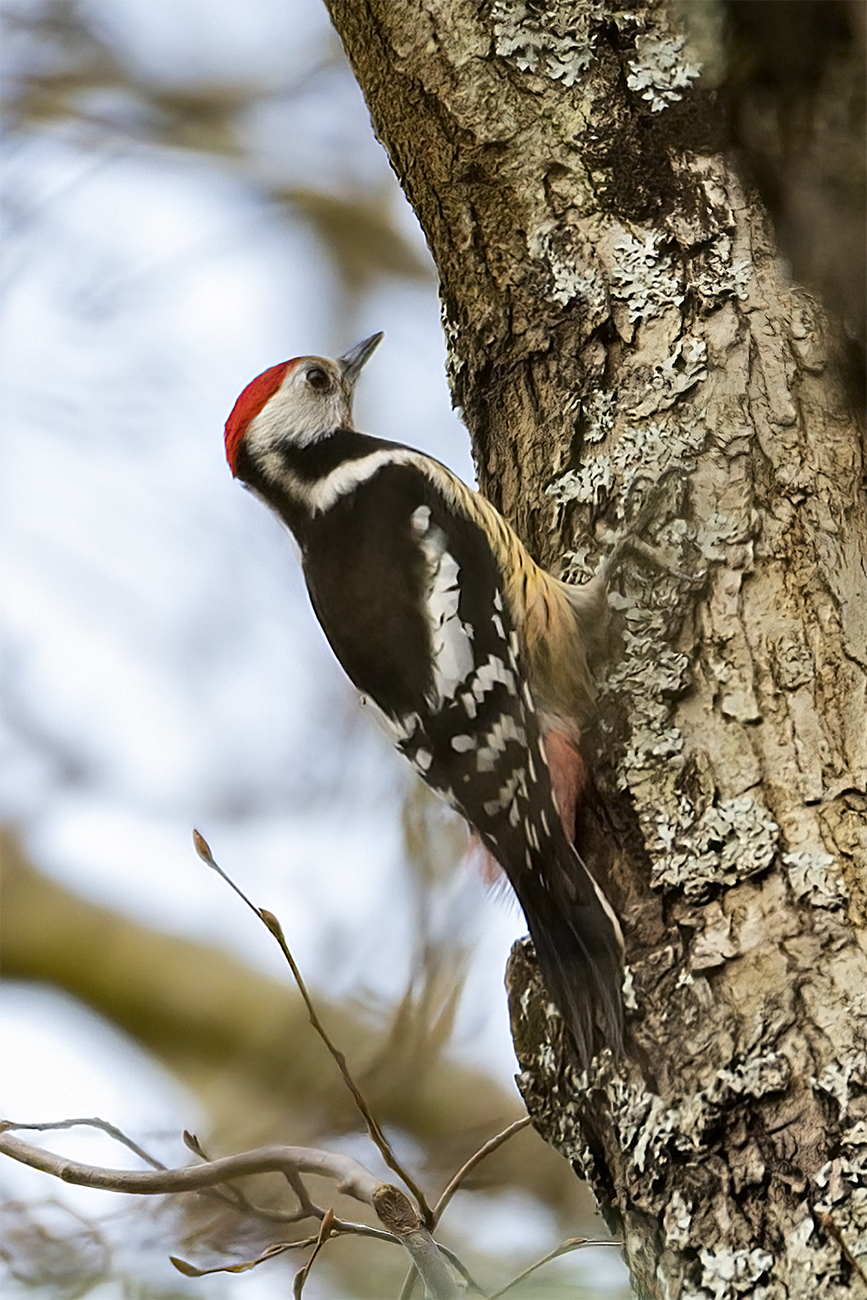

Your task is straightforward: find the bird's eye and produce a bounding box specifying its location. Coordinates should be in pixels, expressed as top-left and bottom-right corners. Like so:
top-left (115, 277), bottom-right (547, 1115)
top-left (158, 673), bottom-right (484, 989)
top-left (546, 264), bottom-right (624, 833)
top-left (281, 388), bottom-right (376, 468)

top-left (306, 367), bottom-right (330, 391)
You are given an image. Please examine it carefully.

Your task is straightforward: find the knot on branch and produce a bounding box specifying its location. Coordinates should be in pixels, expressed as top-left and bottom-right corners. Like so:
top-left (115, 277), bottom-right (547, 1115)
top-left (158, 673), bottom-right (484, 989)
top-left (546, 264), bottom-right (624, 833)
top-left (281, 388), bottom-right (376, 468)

top-left (373, 1183), bottom-right (422, 1235)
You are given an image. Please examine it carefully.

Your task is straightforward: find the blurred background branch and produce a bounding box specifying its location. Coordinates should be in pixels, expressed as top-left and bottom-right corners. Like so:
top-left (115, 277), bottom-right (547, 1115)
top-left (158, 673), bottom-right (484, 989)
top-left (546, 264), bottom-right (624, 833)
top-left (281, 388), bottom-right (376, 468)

top-left (2, 0), bottom-right (432, 304)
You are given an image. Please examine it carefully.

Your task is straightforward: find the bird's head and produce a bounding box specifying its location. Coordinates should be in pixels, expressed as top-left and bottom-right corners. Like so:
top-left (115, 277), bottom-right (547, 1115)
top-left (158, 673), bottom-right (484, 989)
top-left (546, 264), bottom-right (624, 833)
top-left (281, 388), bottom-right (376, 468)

top-left (225, 332), bottom-right (383, 477)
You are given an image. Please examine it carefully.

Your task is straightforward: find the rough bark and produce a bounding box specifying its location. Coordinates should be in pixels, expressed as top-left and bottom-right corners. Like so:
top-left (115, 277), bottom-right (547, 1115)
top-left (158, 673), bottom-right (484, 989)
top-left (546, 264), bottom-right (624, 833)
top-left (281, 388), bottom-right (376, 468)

top-left (324, 2), bottom-right (867, 1296)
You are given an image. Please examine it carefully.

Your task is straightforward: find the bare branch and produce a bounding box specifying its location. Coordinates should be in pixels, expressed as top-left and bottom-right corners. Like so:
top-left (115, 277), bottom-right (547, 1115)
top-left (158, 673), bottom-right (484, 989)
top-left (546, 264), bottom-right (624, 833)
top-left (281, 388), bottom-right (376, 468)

top-left (374, 1185), bottom-right (460, 1300)
top-left (0, 1128), bottom-right (380, 1204)
top-left (192, 830), bottom-right (435, 1227)
top-left (400, 1117), bottom-right (532, 1299)
top-left (0, 1128), bottom-right (465, 1297)
top-left (180, 1129), bottom-right (320, 1223)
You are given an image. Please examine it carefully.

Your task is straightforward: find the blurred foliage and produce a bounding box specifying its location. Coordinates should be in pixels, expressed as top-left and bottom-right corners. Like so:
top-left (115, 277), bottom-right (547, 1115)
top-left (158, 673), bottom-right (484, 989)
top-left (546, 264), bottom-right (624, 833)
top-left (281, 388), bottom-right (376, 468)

top-left (0, 828), bottom-right (508, 1160)
top-left (1, 0), bottom-right (431, 299)
top-left (1, 1199), bottom-right (110, 1299)
top-left (0, 828), bottom-right (611, 1296)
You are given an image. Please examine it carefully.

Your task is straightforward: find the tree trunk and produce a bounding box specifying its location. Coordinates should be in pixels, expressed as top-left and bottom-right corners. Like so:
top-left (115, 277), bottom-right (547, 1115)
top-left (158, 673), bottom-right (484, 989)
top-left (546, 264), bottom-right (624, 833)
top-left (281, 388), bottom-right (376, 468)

top-left (324, 1), bottom-right (867, 1295)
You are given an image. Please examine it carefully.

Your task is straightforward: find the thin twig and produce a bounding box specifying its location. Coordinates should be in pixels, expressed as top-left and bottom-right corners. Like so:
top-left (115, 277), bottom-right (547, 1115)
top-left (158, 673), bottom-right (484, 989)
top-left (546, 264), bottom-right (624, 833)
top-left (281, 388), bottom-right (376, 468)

top-left (434, 1243), bottom-right (485, 1295)
top-left (284, 1164), bottom-right (323, 1220)
top-left (330, 1217), bottom-right (402, 1246)
top-left (293, 1207), bottom-right (336, 1298)
top-left (171, 1214), bottom-right (412, 1279)
top-left (399, 1262), bottom-right (420, 1297)
top-left (3, 1117), bottom-right (167, 1170)
top-left (193, 829), bottom-right (435, 1227)
top-left (170, 1208), bottom-right (415, 1280)
top-left (486, 1236), bottom-right (622, 1299)
top-left (172, 1239), bottom-right (316, 1276)
top-left (434, 1117), bottom-right (532, 1222)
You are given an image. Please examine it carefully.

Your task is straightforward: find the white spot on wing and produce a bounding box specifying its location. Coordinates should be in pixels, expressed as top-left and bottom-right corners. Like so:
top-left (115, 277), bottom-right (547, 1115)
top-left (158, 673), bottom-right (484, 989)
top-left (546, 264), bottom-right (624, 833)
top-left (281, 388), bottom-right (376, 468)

top-left (482, 767), bottom-right (526, 818)
top-left (411, 505), bottom-right (431, 536)
top-left (461, 691), bottom-right (478, 720)
top-left (476, 715), bottom-right (527, 772)
top-left (451, 735), bottom-right (475, 752)
top-left (471, 655), bottom-right (516, 702)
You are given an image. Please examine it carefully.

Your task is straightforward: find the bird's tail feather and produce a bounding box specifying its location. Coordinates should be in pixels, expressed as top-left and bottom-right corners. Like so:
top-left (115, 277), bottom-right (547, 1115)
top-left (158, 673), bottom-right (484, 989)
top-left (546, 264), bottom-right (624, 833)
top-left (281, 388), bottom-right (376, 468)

top-left (516, 842), bottom-right (624, 1069)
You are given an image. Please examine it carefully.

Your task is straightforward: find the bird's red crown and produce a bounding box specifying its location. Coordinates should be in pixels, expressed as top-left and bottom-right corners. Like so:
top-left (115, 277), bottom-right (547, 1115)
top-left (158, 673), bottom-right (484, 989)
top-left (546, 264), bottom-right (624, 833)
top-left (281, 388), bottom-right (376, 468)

top-left (224, 360), bottom-right (299, 474)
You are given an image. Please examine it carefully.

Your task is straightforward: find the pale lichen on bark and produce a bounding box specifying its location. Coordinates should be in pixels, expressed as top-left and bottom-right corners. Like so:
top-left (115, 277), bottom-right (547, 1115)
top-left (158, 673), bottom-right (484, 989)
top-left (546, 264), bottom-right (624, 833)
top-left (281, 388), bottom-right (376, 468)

top-left (325, 0), bottom-right (867, 1294)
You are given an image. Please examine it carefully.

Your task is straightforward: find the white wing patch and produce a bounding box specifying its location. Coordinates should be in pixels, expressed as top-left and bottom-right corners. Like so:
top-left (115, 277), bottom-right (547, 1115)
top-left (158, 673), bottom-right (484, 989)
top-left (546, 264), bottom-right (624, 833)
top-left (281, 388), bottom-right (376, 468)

top-left (415, 516), bottom-right (474, 707)
top-left (267, 446), bottom-right (470, 518)
top-left (476, 714), bottom-right (527, 772)
top-left (472, 655), bottom-right (516, 702)
top-left (483, 766), bottom-right (527, 819)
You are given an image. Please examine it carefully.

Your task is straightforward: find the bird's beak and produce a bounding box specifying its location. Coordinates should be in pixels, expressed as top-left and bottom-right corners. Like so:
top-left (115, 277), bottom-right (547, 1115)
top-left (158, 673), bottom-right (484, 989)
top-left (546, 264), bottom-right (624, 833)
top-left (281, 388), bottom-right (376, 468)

top-left (339, 332), bottom-right (384, 386)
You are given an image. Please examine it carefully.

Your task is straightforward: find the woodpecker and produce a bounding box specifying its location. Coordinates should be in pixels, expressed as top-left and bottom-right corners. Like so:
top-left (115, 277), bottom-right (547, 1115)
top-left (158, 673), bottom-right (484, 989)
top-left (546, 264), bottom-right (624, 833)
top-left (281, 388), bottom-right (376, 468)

top-left (225, 333), bottom-right (624, 1064)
